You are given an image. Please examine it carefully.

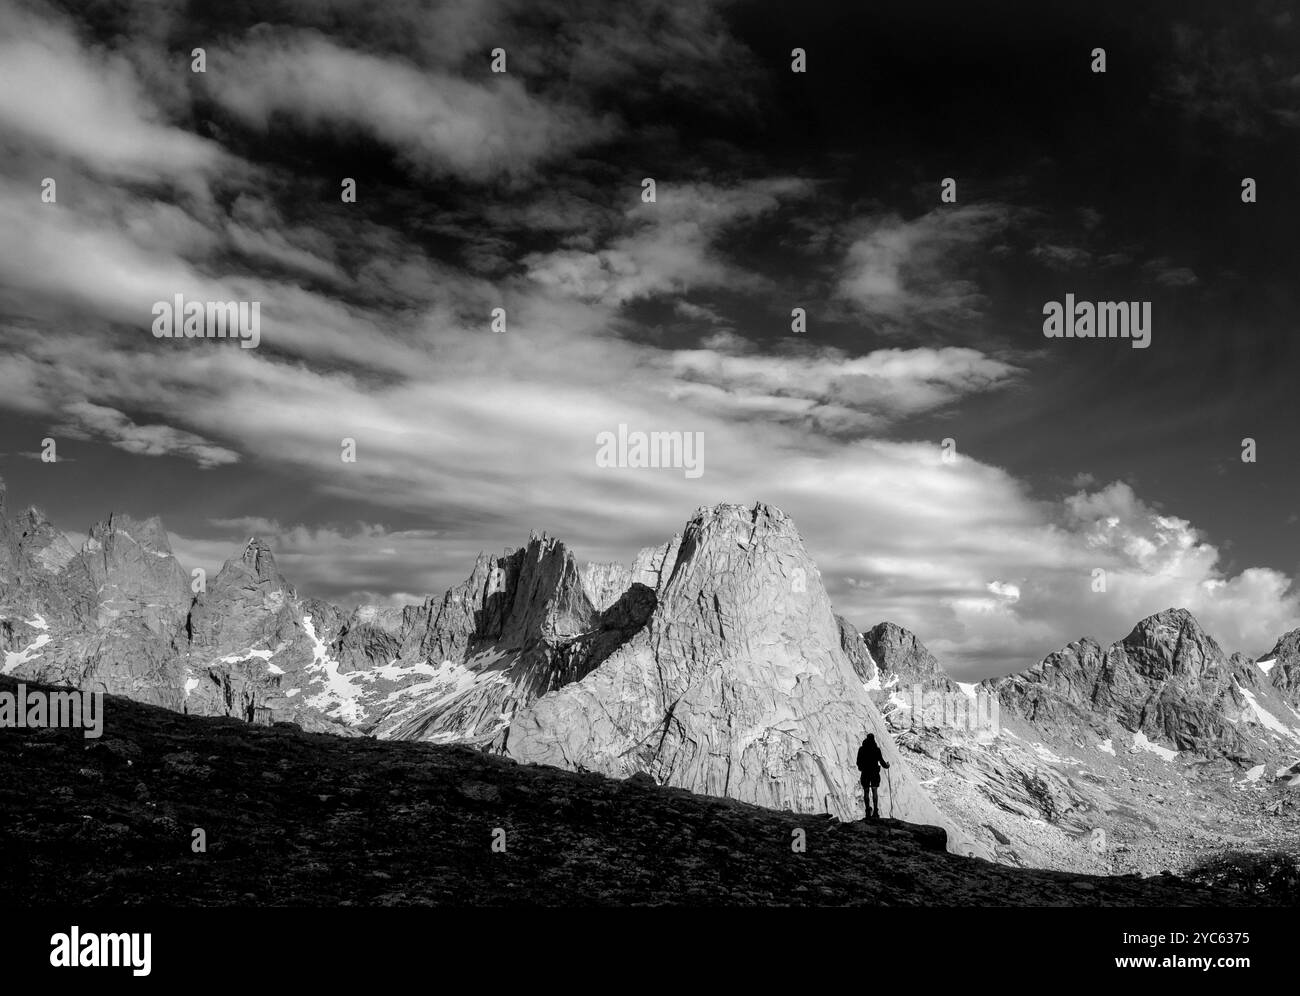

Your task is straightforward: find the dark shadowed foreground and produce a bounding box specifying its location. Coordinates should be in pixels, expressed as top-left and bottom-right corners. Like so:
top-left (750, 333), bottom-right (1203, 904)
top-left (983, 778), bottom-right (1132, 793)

top-left (0, 679), bottom-right (1248, 907)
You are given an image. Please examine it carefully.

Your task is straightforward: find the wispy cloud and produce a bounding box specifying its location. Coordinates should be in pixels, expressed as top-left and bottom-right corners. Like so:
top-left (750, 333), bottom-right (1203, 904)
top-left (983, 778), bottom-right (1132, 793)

top-left (57, 402), bottom-right (240, 468)
top-left (1030, 243), bottom-right (1093, 270)
top-left (835, 204), bottom-right (1018, 331)
top-left (1155, 18), bottom-right (1300, 134)
top-left (525, 178), bottom-right (815, 306)
top-left (204, 29), bottom-right (616, 182)
top-left (0, 3), bottom-right (223, 183)
top-left (669, 333), bottom-right (1022, 434)
top-left (1143, 256), bottom-right (1199, 287)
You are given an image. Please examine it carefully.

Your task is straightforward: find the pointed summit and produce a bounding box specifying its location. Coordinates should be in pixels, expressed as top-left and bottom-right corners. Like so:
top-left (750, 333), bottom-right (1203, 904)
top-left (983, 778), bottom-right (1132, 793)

top-left (372, 530), bottom-right (641, 744)
top-left (1258, 628), bottom-right (1300, 704)
top-left (1125, 606), bottom-right (1202, 635)
top-left (864, 621), bottom-right (956, 691)
top-left (80, 511), bottom-right (188, 631)
top-left (506, 533), bottom-right (595, 647)
top-left (992, 606), bottom-right (1280, 762)
top-left (17, 505), bottom-right (52, 531)
top-left (1118, 607), bottom-right (1225, 683)
top-left (187, 536), bottom-right (297, 648)
top-left (226, 535), bottom-right (292, 596)
top-left (240, 536), bottom-right (283, 580)
top-left (91, 512), bottom-right (171, 548)
top-left (416, 533), bottom-right (597, 664)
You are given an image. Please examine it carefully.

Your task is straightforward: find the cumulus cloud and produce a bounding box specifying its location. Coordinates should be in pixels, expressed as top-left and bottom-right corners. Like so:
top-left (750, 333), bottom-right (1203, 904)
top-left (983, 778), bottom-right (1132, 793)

top-left (823, 480), bottom-right (1300, 677)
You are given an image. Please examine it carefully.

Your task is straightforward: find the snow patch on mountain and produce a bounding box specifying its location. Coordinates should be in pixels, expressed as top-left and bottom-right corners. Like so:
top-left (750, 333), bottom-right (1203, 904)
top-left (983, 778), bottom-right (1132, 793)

top-left (1132, 729), bottom-right (1179, 761)
top-left (862, 641), bottom-right (879, 671)
top-left (375, 661), bottom-right (479, 708)
top-left (218, 648), bottom-right (275, 664)
top-left (1030, 742), bottom-right (1068, 764)
top-left (1236, 684), bottom-right (1300, 741)
top-left (214, 646), bottom-right (286, 677)
top-left (2, 633), bottom-right (52, 674)
top-left (863, 663), bottom-right (898, 693)
top-left (301, 614), bottom-right (367, 724)
top-left (360, 660), bottom-right (442, 683)
top-left (425, 729), bottom-right (473, 744)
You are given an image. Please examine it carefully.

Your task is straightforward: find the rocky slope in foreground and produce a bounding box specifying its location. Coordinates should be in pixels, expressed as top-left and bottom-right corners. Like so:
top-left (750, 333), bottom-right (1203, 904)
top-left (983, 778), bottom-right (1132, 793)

top-left (0, 677), bottom-right (1244, 907)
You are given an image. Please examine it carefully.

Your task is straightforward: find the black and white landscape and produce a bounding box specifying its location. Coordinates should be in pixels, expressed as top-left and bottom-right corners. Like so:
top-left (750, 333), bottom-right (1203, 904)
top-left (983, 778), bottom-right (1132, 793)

top-left (1, 0), bottom-right (1299, 915)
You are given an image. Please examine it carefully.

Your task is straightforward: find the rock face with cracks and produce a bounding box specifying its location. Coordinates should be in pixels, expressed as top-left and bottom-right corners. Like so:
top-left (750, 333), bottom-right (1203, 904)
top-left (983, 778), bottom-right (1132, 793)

top-left (506, 503), bottom-right (986, 858)
top-left (368, 533), bottom-right (653, 744)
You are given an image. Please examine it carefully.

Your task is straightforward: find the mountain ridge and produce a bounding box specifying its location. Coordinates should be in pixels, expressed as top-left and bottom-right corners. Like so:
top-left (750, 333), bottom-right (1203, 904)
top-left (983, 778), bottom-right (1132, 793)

top-left (3, 474), bottom-right (1298, 873)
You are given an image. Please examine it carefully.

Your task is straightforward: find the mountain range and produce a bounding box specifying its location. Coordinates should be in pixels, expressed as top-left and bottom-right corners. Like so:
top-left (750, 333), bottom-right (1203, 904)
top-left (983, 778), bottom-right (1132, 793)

top-left (3, 475), bottom-right (1298, 871)
top-left (848, 609), bottom-right (1300, 873)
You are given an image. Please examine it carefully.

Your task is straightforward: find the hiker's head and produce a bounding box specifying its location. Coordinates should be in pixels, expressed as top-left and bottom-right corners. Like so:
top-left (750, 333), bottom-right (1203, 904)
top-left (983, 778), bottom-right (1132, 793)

top-left (865, 733), bottom-right (876, 745)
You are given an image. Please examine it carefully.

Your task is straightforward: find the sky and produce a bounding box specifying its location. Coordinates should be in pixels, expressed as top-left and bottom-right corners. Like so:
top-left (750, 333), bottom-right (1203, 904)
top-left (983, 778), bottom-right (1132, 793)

top-left (0, 0), bottom-right (1297, 677)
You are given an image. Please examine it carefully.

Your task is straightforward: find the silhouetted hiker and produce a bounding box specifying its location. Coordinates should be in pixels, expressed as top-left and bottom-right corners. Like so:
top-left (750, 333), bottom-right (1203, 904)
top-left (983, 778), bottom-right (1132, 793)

top-left (856, 733), bottom-right (890, 819)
